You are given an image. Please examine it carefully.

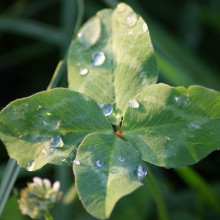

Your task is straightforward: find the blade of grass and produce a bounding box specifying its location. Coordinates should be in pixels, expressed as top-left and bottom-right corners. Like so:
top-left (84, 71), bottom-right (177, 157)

top-left (175, 167), bottom-right (220, 214)
top-left (0, 160), bottom-right (20, 216)
top-left (0, 16), bottom-right (63, 46)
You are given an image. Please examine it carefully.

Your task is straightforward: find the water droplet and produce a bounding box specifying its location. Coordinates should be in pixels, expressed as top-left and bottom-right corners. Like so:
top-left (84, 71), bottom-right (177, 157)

top-left (38, 105), bottom-right (42, 109)
top-left (118, 156), bottom-right (125, 162)
top-left (91, 51), bottom-right (106, 66)
top-left (80, 68), bottom-right (89, 75)
top-left (190, 122), bottom-right (200, 130)
top-left (50, 136), bottom-right (64, 148)
top-left (174, 96), bottom-right (189, 108)
top-left (101, 104), bottom-right (113, 116)
top-left (142, 23), bottom-right (148, 32)
top-left (43, 120), bottom-right (60, 130)
top-left (73, 160), bottom-right (80, 165)
top-left (129, 99), bottom-right (139, 108)
top-left (137, 164), bottom-right (147, 181)
top-left (96, 160), bottom-right (103, 168)
top-left (26, 161), bottom-right (35, 171)
top-left (174, 96), bottom-right (179, 102)
top-left (165, 136), bottom-right (171, 141)
top-left (61, 158), bottom-right (66, 162)
top-left (116, 3), bottom-right (125, 12)
top-left (126, 12), bottom-right (138, 27)
top-left (78, 16), bottom-right (101, 49)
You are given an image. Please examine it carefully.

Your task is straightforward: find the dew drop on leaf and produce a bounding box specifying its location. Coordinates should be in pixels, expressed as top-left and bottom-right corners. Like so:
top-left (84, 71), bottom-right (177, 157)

top-left (126, 12), bottom-right (138, 27)
top-left (142, 23), bottom-right (148, 32)
top-left (80, 68), bottom-right (89, 75)
top-left (174, 96), bottom-right (179, 102)
top-left (91, 51), bottom-right (106, 66)
top-left (73, 159), bottom-right (80, 165)
top-left (77, 16), bottom-right (101, 49)
top-left (101, 104), bottom-right (113, 116)
top-left (61, 158), bottom-right (66, 162)
top-left (137, 164), bottom-right (147, 181)
top-left (118, 156), bottom-right (125, 162)
top-left (26, 161), bottom-right (35, 171)
top-left (190, 122), bottom-right (200, 130)
top-left (129, 99), bottom-right (139, 108)
top-left (50, 135), bottom-right (64, 148)
top-left (96, 160), bottom-right (103, 168)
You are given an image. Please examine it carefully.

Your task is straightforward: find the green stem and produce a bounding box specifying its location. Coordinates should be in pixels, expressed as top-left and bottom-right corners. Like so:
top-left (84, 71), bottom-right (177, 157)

top-left (0, 160), bottom-right (20, 215)
top-left (43, 212), bottom-right (53, 220)
top-left (145, 165), bottom-right (168, 220)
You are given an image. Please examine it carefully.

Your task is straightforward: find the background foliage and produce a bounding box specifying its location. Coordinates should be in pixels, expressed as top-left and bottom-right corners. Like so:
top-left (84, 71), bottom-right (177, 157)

top-left (0, 0), bottom-right (220, 219)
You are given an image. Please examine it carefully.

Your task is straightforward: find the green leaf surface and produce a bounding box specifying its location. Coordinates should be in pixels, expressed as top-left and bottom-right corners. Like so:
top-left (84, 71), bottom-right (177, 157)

top-left (123, 83), bottom-right (220, 168)
top-left (68, 3), bottom-right (158, 120)
top-left (0, 88), bottom-right (111, 171)
top-left (73, 133), bottom-right (143, 219)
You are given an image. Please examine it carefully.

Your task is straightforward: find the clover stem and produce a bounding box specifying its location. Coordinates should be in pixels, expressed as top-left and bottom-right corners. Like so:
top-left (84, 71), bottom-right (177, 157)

top-left (145, 164), bottom-right (168, 220)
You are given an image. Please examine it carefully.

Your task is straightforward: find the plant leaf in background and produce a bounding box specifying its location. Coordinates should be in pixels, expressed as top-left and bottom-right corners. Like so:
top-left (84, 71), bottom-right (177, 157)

top-left (123, 83), bottom-right (220, 168)
top-left (68, 3), bottom-right (158, 123)
top-left (0, 88), bottom-right (111, 171)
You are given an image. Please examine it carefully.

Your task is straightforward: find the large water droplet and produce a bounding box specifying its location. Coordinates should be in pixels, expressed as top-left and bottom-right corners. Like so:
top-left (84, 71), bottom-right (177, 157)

top-left (174, 96), bottom-right (189, 108)
top-left (26, 161), bottom-right (35, 171)
top-left (142, 23), bottom-right (148, 32)
top-left (73, 159), bottom-right (80, 165)
top-left (91, 52), bottom-right (106, 66)
top-left (118, 156), bottom-right (125, 162)
top-left (126, 12), bottom-right (138, 27)
top-left (50, 135), bottom-right (64, 148)
top-left (78, 16), bottom-right (101, 49)
top-left (101, 104), bottom-right (113, 116)
top-left (96, 160), bottom-right (103, 168)
top-left (137, 164), bottom-right (147, 181)
top-left (80, 68), bottom-right (89, 75)
top-left (129, 99), bottom-right (139, 108)
top-left (116, 3), bottom-right (126, 12)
